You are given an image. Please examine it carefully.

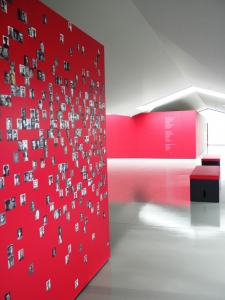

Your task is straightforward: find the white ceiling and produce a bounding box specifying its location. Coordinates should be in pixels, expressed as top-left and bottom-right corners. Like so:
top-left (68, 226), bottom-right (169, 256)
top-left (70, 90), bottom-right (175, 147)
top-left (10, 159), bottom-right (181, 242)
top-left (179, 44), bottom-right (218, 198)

top-left (41, 0), bottom-right (225, 116)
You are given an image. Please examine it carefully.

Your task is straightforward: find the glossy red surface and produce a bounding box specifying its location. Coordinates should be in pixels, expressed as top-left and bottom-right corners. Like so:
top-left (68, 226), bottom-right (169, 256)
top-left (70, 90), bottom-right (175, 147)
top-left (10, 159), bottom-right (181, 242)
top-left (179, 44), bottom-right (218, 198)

top-left (107, 158), bottom-right (196, 207)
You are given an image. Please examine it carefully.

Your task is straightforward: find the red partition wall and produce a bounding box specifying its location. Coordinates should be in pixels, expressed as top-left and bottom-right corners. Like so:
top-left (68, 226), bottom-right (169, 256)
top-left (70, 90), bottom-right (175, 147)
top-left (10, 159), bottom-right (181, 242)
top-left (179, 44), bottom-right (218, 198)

top-left (106, 111), bottom-right (207, 158)
top-left (0, 1), bottom-right (109, 299)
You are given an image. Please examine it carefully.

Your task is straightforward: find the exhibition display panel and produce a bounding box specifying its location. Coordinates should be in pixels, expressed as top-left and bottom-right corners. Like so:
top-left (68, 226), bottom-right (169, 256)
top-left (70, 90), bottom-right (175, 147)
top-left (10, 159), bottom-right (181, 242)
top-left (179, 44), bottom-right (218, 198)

top-left (0, 0), bottom-right (109, 299)
top-left (106, 111), bottom-right (207, 158)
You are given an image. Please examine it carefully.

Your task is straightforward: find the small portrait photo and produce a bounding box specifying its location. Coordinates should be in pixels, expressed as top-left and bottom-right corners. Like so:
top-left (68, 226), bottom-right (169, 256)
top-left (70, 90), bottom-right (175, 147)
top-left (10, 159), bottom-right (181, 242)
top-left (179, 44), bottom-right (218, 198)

top-left (17, 227), bottom-right (23, 239)
top-left (46, 279), bottom-right (51, 291)
top-left (39, 226), bottom-right (44, 237)
top-left (55, 57), bottom-right (58, 67)
top-left (68, 21), bottom-right (72, 31)
top-left (50, 202), bottom-right (54, 212)
top-left (0, 212), bottom-right (6, 226)
top-left (20, 193), bottom-right (26, 206)
top-left (18, 32), bottom-right (24, 43)
top-left (92, 233), bottom-right (95, 241)
top-left (23, 150), bottom-right (28, 162)
top-left (29, 88), bottom-right (35, 99)
top-left (3, 35), bottom-right (9, 49)
top-left (52, 247), bottom-right (56, 258)
top-left (24, 55), bottom-right (29, 67)
top-left (8, 25), bottom-right (13, 38)
top-left (33, 179), bottom-right (38, 190)
top-left (32, 159), bottom-right (37, 170)
top-left (60, 33), bottom-right (64, 43)
top-left (38, 100), bottom-right (42, 110)
top-left (3, 164), bottom-right (9, 176)
top-left (24, 171), bottom-right (29, 182)
top-left (11, 129), bottom-right (18, 141)
top-left (71, 201), bottom-right (75, 210)
top-left (58, 226), bottom-right (62, 244)
top-left (13, 152), bottom-right (19, 163)
top-left (20, 86), bottom-right (26, 98)
top-left (28, 263), bottom-right (34, 276)
top-left (46, 195), bottom-right (50, 205)
top-left (25, 76), bottom-right (30, 87)
top-left (68, 244), bottom-right (71, 253)
top-left (14, 173), bottom-right (20, 185)
top-left (2, 1), bottom-right (8, 13)
top-left (18, 249), bottom-right (24, 261)
top-left (6, 117), bottom-right (12, 130)
top-left (84, 254), bottom-right (87, 263)
top-left (69, 47), bottom-right (72, 56)
top-left (48, 175), bottom-right (53, 185)
top-left (33, 58), bottom-right (37, 69)
top-left (4, 71), bottom-right (10, 83)
top-left (43, 14), bottom-right (47, 24)
top-left (17, 9), bottom-right (27, 23)
top-left (43, 215), bottom-right (48, 225)
top-left (65, 254), bottom-right (69, 265)
top-left (7, 249), bottom-right (14, 269)
top-left (19, 64), bottom-right (25, 76)
top-left (4, 293), bottom-right (10, 300)
top-left (5, 197), bottom-right (16, 211)
top-left (75, 279), bottom-right (79, 289)
top-left (30, 201), bottom-right (35, 212)
top-left (10, 84), bottom-right (15, 96)
top-left (42, 110), bottom-right (47, 119)
top-left (35, 209), bottom-right (40, 220)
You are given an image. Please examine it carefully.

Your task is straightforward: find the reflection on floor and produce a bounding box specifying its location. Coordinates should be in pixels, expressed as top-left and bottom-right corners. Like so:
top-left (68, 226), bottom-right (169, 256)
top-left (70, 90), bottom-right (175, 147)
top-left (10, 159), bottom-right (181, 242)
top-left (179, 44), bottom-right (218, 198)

top-left (77, 146), bottom-right (225, 300)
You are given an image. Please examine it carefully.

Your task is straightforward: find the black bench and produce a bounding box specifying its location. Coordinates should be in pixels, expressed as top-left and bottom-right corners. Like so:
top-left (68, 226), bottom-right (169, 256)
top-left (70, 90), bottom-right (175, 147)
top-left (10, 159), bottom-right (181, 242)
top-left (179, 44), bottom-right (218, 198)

top-left (190, 166), bottom-right (220, 203)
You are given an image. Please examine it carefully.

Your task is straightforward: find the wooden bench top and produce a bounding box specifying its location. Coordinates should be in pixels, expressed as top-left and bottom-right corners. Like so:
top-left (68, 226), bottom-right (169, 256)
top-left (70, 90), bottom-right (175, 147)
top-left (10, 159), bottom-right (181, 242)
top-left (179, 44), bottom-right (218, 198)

top-left (190, 166), bottom-right (220, 180)
top-left (201, 155), bottom-right (221, 161)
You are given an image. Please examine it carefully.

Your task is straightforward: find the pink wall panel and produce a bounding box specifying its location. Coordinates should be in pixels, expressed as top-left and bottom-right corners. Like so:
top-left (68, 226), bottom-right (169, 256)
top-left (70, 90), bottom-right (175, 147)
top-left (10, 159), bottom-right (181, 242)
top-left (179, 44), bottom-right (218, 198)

top-left (0, 0), bottom-right (109, 299)
top-left (106, 111), bottom-right (207, 158)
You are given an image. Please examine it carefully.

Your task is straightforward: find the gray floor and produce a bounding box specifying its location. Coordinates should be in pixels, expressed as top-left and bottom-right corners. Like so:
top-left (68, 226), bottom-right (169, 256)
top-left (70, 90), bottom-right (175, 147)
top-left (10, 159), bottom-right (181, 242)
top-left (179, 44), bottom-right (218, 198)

top-left (77, 147), bottom-right (225, 300)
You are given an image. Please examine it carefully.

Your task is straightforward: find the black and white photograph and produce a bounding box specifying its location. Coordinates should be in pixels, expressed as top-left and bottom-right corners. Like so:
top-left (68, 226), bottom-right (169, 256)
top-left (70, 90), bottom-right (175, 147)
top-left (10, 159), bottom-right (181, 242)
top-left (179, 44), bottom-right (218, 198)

top-left (4, 71), bottom-right (10, 83)
top-left (65, 254), bottom-right (69, 265)
top-left (42, 110), bottom-right (47, 119)
top-left (33, 58), bottom-right (37, 69)
top-left (30, 201), bottom-right (35, 212)
top-left (33, 179), bottom-right (38, 190)
top-left (14, 173), bottom-right (20, 185)
top-left (7, 244), bottom-right (14, 269)
top-left (3, 164), bottom-right (9, 176)
top-left (28, 25), bottom-right (36, 38)
top-left (0, 94), bottom-right (11, 106)
top-left (5, 197), bottom-right (16, 211)
top-left (52, 247), bottom-right (56, 258)
top-left (13, 152), bottom-right (19, 163)
top-left (28, 263), bottom-right (34, 276)
top-left (40, 226), bottom-right (44, 237)
top-left (60, 33), bottom-right (64, 43)
top-left (43, 215), bottom-right (48, 225)
top-left (20, 193), bottom-right (26, 205)
top-left (43, 14), bottom-right (47, 24)
top-left (48, 175), bottom-right (53, 185)
top-left (29, 88), bottom-right (34, 99)
top-left (69, 47), bottom-right (72, 56)
top-left (17, 227), bottom-right (23, 239)
top-left (1, 0), bottom-right (7, 13)
top-left (18, 248), bottom-right (24, 261)
top-left (37, 70), bottom-right (45, 81)
top-left (58, 225), bottom-right (62, 243)
top-left (17, 9), bottom-right (27, 23)
top-left (35, 209), bottom-right (40, 220)
top-left (23, 150), bottom-right (28, 161)
top-left (68, 21), bottom-right (72, 31)
top-left (46, 279), bottom-right (51, 291)
top-left (75, 279), bottom-right (79, 289)
top-left (24, 55), bottom-right (29, 66)
top-left (32, 159), bottom-right (37, 170)
top-left (4, 292), bottom-right (11, 300)
top-left (0, 212), bottom-right (6, 226)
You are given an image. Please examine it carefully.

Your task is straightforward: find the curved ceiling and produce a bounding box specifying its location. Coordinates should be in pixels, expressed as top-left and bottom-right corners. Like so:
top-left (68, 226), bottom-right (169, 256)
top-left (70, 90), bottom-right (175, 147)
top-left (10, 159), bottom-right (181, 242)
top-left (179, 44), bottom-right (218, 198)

top-left (41, 0), bottom-right (225, 115)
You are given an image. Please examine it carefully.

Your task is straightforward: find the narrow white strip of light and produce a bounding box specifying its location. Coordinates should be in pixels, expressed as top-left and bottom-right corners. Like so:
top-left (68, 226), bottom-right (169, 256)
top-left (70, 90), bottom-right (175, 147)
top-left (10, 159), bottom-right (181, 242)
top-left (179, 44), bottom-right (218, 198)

top-left (136, 86), bottom-right (225, 112)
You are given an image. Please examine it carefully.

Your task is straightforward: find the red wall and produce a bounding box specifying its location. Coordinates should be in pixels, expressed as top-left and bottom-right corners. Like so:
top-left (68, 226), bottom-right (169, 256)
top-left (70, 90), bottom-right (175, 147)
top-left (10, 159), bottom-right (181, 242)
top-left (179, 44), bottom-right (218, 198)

top-left (0, 1), bottom-right (109, 299)
top-left (106, 111), bottom-right (207, 158)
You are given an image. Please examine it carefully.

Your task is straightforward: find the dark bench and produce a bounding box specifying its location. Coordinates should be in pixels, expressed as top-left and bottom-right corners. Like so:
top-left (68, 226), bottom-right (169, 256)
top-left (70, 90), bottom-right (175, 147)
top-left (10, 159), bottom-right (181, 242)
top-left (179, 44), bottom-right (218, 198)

top-left (201, 154), bottom-right (220, 166)
top-left (190, 166), bottom-right (220, 203)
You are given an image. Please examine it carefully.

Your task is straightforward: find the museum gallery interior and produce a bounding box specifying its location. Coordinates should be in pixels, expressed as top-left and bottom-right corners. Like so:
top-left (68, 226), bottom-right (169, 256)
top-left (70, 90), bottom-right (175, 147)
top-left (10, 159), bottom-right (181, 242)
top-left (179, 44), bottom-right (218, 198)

top-left (1, 1), bottom-right (225, 300)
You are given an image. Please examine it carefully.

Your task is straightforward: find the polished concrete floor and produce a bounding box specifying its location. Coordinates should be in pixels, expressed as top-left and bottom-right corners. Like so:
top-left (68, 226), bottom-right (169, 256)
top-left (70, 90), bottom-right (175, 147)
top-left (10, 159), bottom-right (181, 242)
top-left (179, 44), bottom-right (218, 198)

top-left (77, 146), bottom-right (225, 300)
